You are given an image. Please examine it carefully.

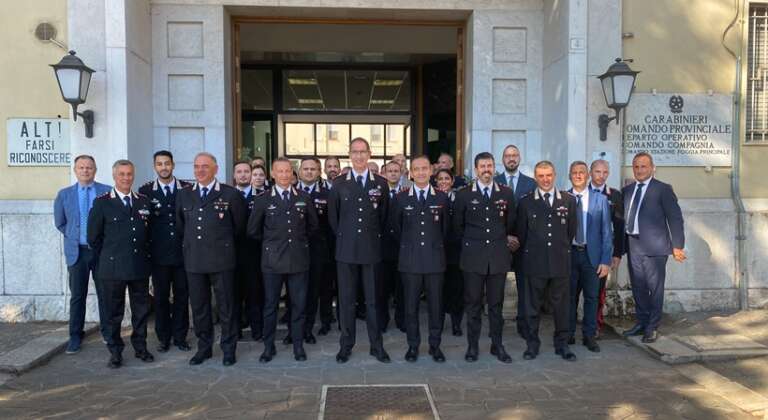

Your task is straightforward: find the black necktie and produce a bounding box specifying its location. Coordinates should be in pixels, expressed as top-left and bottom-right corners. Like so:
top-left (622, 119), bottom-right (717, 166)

top-left (483, 186), bottom-right (490, 201)
top-left (282, 190), bottom-right (289, 202)
top-left (123, 195), bottom-right (131, 210)
top-left (390, 189), bottom-right (396, 198)
top-left (201, 187), bottom-right (209, 199)
top-left (419, 189), bottom-right (426, 204)
top-left (544, 192), bottom-right (551, 208)
top-left (576, 194), bottom-right (585, 244)
top-left (357, 175), bottom-right (364, 189)
top-left (626, 183), bottom-right (645, 234)
top-left (164, 185), bottom-right (171, 197)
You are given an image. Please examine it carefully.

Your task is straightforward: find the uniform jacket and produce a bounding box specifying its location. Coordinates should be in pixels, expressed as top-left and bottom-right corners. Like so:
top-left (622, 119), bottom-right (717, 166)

top-left (138, 178), bottom-right (190, 267)
top-left (235, 186), bottom-right (263, 266)
top-left (54, 181), bottom-right (111, 266)
top-left (445, 190), bottom-right (462, 262)
top-left (622, 178), bottom-right (685, 257)
top-left (568, 188), bottom-right (613, 267)
top-left (247, 186), bottom-right (319, 274)
top-left (328, 170), bottom-right (390, 265)
top-left (300, 180), bottom-right (332, 264)
top-left (175, 180), bottom-right (247, 274)
top-left (389, 185), bottom-right (450, 274)
top-left (452, 181), bottom-right (516, 274)
top-left (516, 189), bottom-right (578, 278)
top-left (87, 189), bottom-right (151, 281)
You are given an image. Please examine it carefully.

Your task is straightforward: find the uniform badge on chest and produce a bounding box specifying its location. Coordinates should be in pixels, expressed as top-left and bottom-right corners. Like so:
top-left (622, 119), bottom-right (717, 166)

top-left (368, 188), bottom-right (381, 209)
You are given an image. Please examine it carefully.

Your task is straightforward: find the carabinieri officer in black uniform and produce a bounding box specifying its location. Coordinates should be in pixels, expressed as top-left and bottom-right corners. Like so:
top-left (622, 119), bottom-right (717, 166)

top-left (515, 160), bottom-right (578, 362)
top-left (453, 152), bottom-right (516, 364)
top-left (389, 156), bottom-right (450, 363)
top-left (87, 159), bottom-right (153, 369)
top-left (176, 152), bottom-right (247, 367)
top-left (138, 150), bottom-right (191, 353)
top-left (328, 137), bottom-right (391, 364)
top-left (248, 157), bottom-right (319, 363)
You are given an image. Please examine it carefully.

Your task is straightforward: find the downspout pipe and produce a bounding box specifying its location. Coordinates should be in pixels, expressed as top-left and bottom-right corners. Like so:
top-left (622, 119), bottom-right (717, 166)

top-left (723, 1), bottom-right (748, 310)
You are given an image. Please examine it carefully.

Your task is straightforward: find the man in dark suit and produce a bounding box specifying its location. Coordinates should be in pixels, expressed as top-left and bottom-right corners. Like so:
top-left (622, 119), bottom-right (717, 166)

top-left (493, 144), bottom-right (536, 339)
top-left (87, 160), bottom-right (153, 368)
top-left (139, 151), bottom-right (191, 353)
top-left (176, 152), bottom-right (247, 366)
top-left (589, 159), bottom-right (624, 337)
top-left (515, 160), bottom-right (578, 362)
top-left (566, 161), bottom-right (613, 353)
top-left (453, 152), bottom-right (516, 363)
top-left (232, 160), bottom-right (264, 342)
top-left (297, 157), bottom-right (333, 341)
top-left (54, 155), bottom-right (111, 354)
top-left (328, 137), bottom-right (391, 364)
top-left (622, 152), bottom-right (685, 343)
top-left (390, 156), bottom-right (450, 363)
top-left (248, 158), bottom-right (318, 363)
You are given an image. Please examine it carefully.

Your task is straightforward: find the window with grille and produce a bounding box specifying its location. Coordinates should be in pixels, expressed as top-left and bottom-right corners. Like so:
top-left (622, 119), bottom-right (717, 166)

top-left (747, 5), bottom-right (768, 142)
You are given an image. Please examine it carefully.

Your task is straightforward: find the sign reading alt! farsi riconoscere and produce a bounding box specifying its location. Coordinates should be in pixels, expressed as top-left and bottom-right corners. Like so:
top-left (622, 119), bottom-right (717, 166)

top-left (623, 93), bottom-right (732, 166)
top-left (6, 118), bottom-right (71, 166)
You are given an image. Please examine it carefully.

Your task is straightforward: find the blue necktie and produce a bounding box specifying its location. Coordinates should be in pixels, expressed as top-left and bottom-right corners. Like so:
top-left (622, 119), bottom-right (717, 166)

top-left (575, 194), bottom-right (585, 245)
top-left (544, 192), bottom-right (551, 208)
top-left (164, 185), bottom-right (172, 197)
top-left (123, 195), bottom-right (131, 210)
top-left (626, 183), bottom-right (645, 234)
top-left (508, 175), bottom-right (516, 196)
top-left (201, 187), bottom-right (209, 199)
top-left (79, 186), bottom-right (90, 244)
top-left (483, 186), bottom-right (490, 201)
top-left (419, 189), bottom-right (426, 204)
top-left (357, 175), bottom-right (364, 189)
top-left (282, 190), bottom-right (289, 202)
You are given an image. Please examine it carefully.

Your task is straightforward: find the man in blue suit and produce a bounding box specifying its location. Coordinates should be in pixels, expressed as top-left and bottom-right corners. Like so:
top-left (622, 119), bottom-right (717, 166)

top-left (622, 152), bottom-right (686, 343)
top-left (566, 161), bottom-right (612, 352)
top-left (494, 144), bottom-right (536, 338)
top-left (54, 155), bottom-right (112, 354)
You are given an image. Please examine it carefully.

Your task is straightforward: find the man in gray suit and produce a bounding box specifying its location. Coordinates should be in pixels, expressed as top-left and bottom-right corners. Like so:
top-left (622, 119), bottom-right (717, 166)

top-left (54, 155), bottom-right (111, 354)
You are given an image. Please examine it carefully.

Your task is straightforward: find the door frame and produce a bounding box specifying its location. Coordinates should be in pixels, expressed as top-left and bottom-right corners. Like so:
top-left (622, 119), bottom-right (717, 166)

top-left (231, 15), bottom-right (467, 169)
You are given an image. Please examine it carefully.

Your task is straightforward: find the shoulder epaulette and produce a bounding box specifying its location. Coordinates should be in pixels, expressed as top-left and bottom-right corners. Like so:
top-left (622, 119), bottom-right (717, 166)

top-left (96, 191), bottom-right (111, 199)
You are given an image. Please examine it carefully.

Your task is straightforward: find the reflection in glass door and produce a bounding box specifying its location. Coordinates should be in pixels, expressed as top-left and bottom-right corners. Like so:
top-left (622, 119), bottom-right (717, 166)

top-left (241, 115), bottom-right (273, 165)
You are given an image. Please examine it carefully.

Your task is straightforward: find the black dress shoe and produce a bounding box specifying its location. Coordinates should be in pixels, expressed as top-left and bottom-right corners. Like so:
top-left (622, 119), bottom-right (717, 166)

top-left (405, 347), bottom-right (419, 362)
top-left (189, 351), bottom-right (212, 366)
top-left (157, 343), bottom-right (170, 353)
top-left (522, 346), bottom-right (538, 361)
top-left (174, 341), bottom-right (191, 352)
top-left (282, 335), bottom-right (293, 345)
top-left (452, 325), bottom-right (463, 337)
top-left (107, 353), bottom-right (122, 369)
top-left (465, 346), bottom-right (479, 362)
top-left (336, 349), bottom-right (351, 364)
top-left (641, 330), bottom-right (658, 343)
top-left (304, 333), bottom-right (317, 344)
top-left (622, 323), bottom-right (645, 337)
top-left (294, 347), bottom-right (307, 361)
top-left (490, 344), bottom-right (513, 363)
top-left (583, 337), bottom-right (601, 352)
top-left (135, 350), bottom-right (155, 362)
top-left (555, 347), bottom-right (577, 362)
top-left (429, 346), bottom-right (446, 363)
top-left (567, 336), bottom-right (576, 345)
top-left (370, 348), bottom-right (391, 363)
top-left (259, 346), bottom-right (277, 363)
top-left (318, 324), bottom-right (331, 336)
top-left (223, 354), bottom-right (236, 366)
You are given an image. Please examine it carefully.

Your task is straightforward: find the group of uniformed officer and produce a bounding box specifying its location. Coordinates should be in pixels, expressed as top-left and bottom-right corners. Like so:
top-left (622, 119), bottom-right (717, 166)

top-left (77, 137), bottom-right (629, 368)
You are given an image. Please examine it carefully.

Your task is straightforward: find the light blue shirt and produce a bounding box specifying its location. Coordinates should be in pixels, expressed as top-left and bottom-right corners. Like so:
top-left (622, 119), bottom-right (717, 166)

top-left (572, 187), bottom-right (589, 245)
top-left (505, 170), bottom-right (519, 192)
top-left (77, 183), bottom-right (95, 245)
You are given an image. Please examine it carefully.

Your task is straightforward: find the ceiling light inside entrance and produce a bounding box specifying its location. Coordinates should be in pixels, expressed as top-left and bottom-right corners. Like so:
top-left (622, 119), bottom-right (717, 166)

top-left (370, 99), bottom-right (395, 105)
top-left (298, 98), bottom-right (324, 104)
top-left (373, 79), bottom-right (403, 87)
top-left (288, 78), bottom-right (318, 85)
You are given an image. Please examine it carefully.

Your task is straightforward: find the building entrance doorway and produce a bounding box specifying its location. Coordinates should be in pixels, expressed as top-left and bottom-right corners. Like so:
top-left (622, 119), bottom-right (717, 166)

top-left (232, 18), bottom-right (464, 174)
